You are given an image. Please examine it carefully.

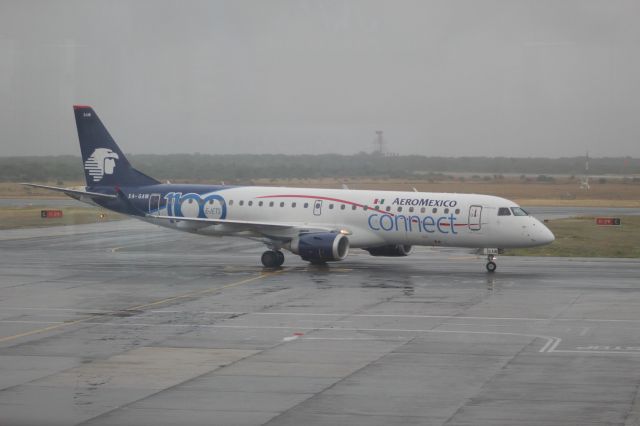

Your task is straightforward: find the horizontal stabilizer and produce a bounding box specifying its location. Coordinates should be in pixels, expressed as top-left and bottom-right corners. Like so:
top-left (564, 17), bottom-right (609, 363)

top-left (20, 183), bottom-right (117, 200)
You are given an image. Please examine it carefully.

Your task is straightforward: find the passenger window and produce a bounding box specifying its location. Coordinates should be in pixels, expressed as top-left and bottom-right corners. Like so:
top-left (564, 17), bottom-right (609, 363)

top-left (455, 209), bottom-right (460, 214)
top-left (292, 202), bottom-right (296, 208)
top-left (432, 208), bottom-right (437, 214)
top-left (498, 207), bottom-right (511, 216)
top-left (444, 208), bottom-right (449, 214)
top-left (511, 207), bottom-right (528, 216)
top-left (269, 201), bottom-right (274, 207)
top-left (329, 204), bottom-right (334, 209)
top-left (280, 202), bottom-right (285, 207)
top-left (258, 201), bottom-right (263, 207)
top-left (304, 202), bottom-right (309, 208)
top-left (397, 206), bottom-right (403, 212)
top-left (340, 204), bottom-right (345, 210)
top-left (352, 205), bottom-right (357, 210)
top-left (229, 200), bottom-right (234, 206)
top-left (248, 201), bottom-right (253, 206)
top-left (420, 207), bottom-right (426, 213)
top-left (239, 200), bottom-right (244, 206)
top-left (364, 205), bottom-right (369, 211)
top-left (409, 207), bottom-right (414, 213)
top-left (386, 206), bottom-right (391, 212)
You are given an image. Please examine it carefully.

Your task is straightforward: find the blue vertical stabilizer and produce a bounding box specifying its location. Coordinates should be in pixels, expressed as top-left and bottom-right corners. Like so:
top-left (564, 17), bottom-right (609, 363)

top-left (74, 105), bottom-right (159, 188)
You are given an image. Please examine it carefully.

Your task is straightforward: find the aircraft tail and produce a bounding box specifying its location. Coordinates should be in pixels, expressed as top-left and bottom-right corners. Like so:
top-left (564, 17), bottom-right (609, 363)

top-left (73, 105), bottom-right (159, 188)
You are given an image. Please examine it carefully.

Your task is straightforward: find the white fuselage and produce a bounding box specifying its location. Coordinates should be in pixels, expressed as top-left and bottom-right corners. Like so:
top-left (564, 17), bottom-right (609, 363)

top-left (142, 186), bottom-right (555, 250)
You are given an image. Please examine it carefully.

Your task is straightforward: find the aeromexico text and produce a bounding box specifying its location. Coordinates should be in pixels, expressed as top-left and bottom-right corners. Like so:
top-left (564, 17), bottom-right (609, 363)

top-left (391, 198), bottom-right (457, 207)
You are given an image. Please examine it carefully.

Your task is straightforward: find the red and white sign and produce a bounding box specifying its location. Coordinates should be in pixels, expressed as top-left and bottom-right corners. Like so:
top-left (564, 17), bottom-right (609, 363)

top-left (41, 210), bottom-right (63, 218)
top-left (595, 217), bottom-right (621, 226)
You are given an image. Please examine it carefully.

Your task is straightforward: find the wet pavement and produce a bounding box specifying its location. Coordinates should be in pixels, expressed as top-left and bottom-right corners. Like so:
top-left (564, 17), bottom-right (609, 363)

top-left (1, 220), bottom-right (639, 426)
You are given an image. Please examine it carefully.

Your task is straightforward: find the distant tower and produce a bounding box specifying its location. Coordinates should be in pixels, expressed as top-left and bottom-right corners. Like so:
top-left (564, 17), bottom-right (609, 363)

top-left (373, 130), bottom-right (385, 156)
top-left (580, 151), bottom-right (590, 190)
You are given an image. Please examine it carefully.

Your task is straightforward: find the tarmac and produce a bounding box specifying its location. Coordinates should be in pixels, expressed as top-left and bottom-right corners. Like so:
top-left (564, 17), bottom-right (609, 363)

top-left (1, 219), bottom-right (640, 426)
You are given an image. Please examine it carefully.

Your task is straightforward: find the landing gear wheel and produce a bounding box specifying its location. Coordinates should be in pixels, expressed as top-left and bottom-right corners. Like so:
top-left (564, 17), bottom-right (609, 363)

top-left (261, 250), bottom-right (284, 268)
top-left (261, 250), bottom-right (279, 268)
top-left (486, 261), bottom-right (497, 273)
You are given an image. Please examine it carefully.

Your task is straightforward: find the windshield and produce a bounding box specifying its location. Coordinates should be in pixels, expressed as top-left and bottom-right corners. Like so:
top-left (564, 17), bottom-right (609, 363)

top-left (510, 207), bottom-right (529, 216)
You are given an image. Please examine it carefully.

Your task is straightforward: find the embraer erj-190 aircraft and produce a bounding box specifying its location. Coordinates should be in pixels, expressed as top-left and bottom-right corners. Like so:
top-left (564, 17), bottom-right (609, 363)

top-left (24, 106), bottom-right (555, 272)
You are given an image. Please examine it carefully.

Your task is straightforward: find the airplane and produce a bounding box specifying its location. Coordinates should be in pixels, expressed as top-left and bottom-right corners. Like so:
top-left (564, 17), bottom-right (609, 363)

top-left (24, 106), bottom-right (555, 272)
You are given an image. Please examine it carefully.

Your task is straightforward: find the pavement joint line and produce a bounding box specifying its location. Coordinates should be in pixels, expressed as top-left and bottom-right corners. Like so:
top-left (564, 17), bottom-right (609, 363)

top-left (0, 269), bottom-right (285, 344)
top-left (0, 321), bottom-right (560, 352)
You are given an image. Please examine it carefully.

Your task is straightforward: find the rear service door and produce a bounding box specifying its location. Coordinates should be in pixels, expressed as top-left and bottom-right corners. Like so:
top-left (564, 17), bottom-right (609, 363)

top-left (469, 205), bottom-right (482, 231)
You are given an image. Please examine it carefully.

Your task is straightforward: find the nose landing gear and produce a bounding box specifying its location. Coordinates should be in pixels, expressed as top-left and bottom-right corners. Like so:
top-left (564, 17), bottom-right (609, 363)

top-left (486, 254), bottom-right (497, 273)
top-left (482, 248), bottom-right (500, 272)
top-left (261, 250), bottom-right (285, 268)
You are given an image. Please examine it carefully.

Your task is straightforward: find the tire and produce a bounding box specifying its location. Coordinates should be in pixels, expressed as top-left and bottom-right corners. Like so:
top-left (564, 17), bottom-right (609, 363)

top-left (275, 251), bottom-right (285, 267)
top-left (261, 251), bottom-right (279, 267)
top-left (486, 261), bottom-right (497, 273)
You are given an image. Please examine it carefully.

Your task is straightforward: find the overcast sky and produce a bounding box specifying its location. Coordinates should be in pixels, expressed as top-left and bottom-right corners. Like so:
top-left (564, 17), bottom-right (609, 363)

top-left (1, 0), bottom-right (639, 157)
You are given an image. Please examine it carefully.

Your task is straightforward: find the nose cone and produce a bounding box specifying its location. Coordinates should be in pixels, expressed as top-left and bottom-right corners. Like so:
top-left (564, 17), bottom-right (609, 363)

top-left (539, 224), bottom-right (555, 245)
top-left (525, 218), bottom-right (555, 247)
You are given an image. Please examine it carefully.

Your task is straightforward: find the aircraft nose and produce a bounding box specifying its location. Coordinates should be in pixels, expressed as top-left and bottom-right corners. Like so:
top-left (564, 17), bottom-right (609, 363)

top-left (527, 218), bottom-right (555, 246)
top-left (540, 225), bottom-right (555, 244)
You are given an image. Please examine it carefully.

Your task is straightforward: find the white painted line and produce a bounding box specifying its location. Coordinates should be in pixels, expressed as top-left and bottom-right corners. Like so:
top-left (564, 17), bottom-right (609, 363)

top-left (552, 349), bottom-right (640, 355)
top-left (304, 337), bottom-right (408, 341)
top-left (0, 320), bottom-right (557, 351)
top-left (579, 327), bottom-right (590, 336)
top-left (144, 311), bottom-right (640, 324)
top-left (539, 337), bottom-right (556, 353)
top-left (3, 308), bottom-right (640, 324)
top-left (548, 337), bottom-right (562, 352)
top-left (282, 335), bottom-right (299, 342)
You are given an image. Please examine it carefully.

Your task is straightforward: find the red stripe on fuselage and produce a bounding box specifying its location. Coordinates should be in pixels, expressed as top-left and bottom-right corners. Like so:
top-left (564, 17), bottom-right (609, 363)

top-left (256, 194), bottom-right (393, 216)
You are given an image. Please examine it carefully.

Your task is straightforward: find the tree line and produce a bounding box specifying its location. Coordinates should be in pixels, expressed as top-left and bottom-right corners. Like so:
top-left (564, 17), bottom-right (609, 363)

top-left (1, 153), bottom-right (638, 182)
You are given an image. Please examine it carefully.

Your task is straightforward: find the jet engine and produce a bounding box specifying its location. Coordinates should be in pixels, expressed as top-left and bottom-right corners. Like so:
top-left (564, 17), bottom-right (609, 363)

top-left (289, 232), bottom-right (350, 263)
top-left (365, 244), bottom-right (413, 257)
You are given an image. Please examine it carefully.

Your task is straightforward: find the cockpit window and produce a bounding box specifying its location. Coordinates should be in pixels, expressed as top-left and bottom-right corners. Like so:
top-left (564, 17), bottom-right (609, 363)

top-left (510, 207), bottom-right (529, 216)
top-left (498, 207), bottom-right (511, 216)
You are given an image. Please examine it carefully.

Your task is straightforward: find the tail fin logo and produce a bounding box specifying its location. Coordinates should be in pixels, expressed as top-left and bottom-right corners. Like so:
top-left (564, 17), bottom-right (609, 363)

top-left (84, 148), bottom-right (119, 182)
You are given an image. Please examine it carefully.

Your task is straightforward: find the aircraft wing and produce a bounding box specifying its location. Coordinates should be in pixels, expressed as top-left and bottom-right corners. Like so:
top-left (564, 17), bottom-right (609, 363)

top-left (149, 214), bottom-right (336, 234)
top-left (21, 183), bottom-right (117, 200)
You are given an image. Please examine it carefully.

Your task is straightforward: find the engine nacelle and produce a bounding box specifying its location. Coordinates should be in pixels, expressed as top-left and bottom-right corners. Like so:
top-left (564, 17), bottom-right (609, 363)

top-left (365, 244), bottom-right (413, 257)
top-left (289, 232), bottom-right (350, 262)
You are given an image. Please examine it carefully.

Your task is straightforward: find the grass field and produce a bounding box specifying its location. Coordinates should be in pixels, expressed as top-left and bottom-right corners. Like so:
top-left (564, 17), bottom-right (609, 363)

top-left (0, 206), bottom-right (124, 230)
top-left (508, 216), bottom-right (640, 258)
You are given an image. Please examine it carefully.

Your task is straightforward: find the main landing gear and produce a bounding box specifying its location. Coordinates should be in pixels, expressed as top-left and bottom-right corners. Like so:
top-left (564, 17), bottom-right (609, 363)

top-left (261, 250), bottom-right (285, 268)
top-left (486, 254), bottom-right (497, 273)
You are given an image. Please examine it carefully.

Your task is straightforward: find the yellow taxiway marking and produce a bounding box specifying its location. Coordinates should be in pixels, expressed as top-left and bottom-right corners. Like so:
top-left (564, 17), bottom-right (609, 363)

top-left (0, 269), bottom-right (285, 344)
top-left (126, 270), bottom-right (285, 311)
top-left (0, 316), bottom-right (101, 344)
